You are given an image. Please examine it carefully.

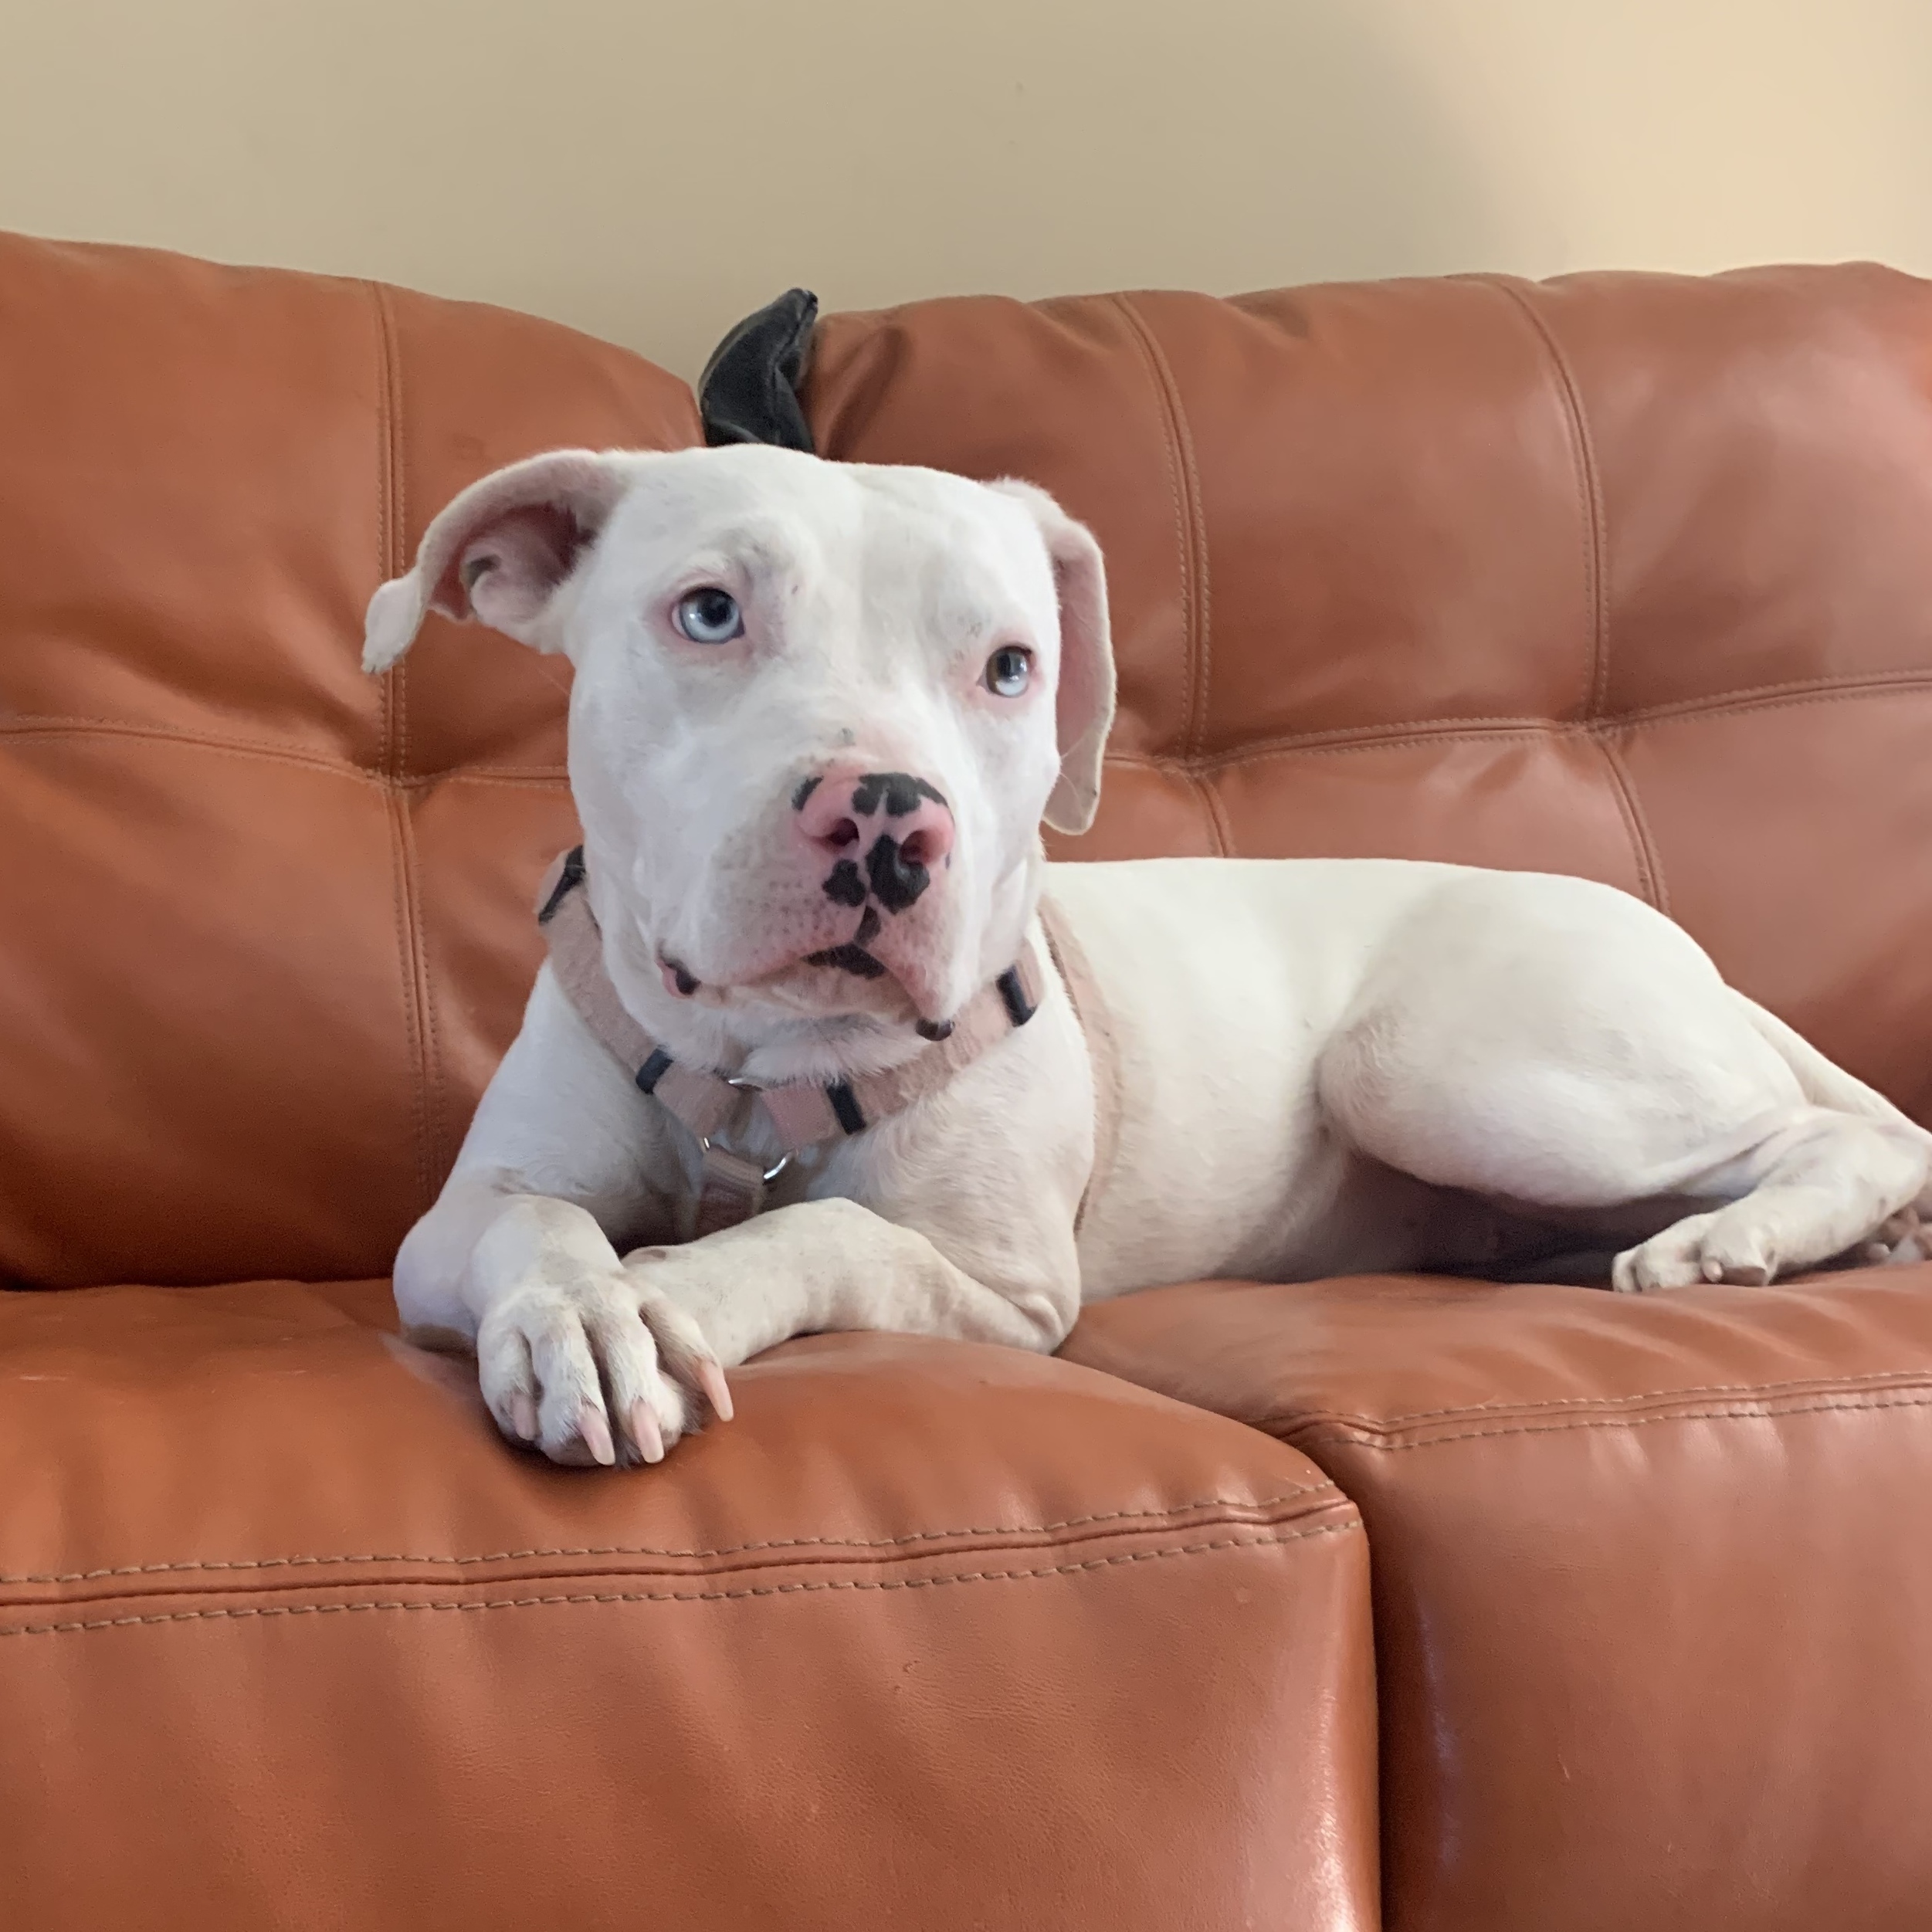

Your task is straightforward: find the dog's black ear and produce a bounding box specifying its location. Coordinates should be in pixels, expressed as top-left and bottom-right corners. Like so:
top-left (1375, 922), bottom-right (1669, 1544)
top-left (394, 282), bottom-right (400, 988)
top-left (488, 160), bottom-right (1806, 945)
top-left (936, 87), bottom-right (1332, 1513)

top-left (699, 289), bottom-right (819, 452)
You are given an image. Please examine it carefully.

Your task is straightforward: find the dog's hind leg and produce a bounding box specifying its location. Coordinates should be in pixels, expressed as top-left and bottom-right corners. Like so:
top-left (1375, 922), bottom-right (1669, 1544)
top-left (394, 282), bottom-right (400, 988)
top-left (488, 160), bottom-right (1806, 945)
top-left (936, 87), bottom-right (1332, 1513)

top-left (1315, 869), bottom-right (1931, 1290)
top-left (1609, 1110), bottom-right (1929, 1292)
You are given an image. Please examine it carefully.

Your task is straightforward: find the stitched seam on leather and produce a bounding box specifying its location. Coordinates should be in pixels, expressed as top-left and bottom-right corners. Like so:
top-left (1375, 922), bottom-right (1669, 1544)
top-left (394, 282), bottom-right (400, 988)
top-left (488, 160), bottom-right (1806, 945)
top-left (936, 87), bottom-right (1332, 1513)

top-left (1200, 772), bottom-right (1237, 856)
top-left (0, 1485), bottom-right (1339, 1587)
top-left (1093, 672), bottom-right (1932, 774)
top-left (1319, 1368), bottom-right (1932, 1429)
top-left (1592, 732), bottom-right (1666, 912)
top-left (1, 720), bottom-right (390, 778)
top-left (395, 796), bottom-right (445, 1198)
top-left (429, 771), bottom-right (570, 791)
top-left (1285, 1388), bottom-right (1932, 1449)
top-left (1112, 294), bottom-right (1201, 761)
top-left (384, 791), bottom-right (433, 1208)
top-left (1608, 669), bottom-right (1932, 729)
top-left (1097, 732), bottom-right (1548, 773)
top-left (371, 280), bottom-right (406, 780)
top-left (1120, 297), bottom-right (1214, 756)
top-left (1481, 276), bottom-right (1608, 718)
top-left (365, 284), bottom-right (439, 1209)
top-left (1092, 672), bottom-right (1932, 778)
top-left (1180, 764), bottom-right (1232, 855)
top-left (0, 717), bottom-right (573, 785)
top-left (391, 316), bottom-right (412, 788)
top-left (20, 668), bottom-right (1923, 764)
top-left (11, 670), bottom-right (1923, 784)
top-left (1152, 727), bottom-right (1556, 768)
top-left (369, 281), bottom-right (395, 784)
top-left (0, 1522), bottom-right (1359, 1639)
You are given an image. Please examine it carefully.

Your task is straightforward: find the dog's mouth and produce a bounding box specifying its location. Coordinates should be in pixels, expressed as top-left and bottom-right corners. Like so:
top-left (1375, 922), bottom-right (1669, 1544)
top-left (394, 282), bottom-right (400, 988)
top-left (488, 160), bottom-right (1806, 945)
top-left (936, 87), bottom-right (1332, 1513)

top-left (646, 879), bottom-right (980, 1032)
top-left (801, 905), bottom-right (886, 980)
top-left (802, 942), bottom-right (888, 979)
top-left (655, 923), bottom-right (929, 1027)
top-left (739, 954), bottom-right (928, 1029)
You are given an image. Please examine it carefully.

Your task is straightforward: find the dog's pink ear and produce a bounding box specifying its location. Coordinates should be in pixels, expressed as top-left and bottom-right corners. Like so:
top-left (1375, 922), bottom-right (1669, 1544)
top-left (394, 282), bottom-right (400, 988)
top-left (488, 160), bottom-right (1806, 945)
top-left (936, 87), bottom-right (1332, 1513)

top-left (989, 480), bottom-right (1117, 836)
top-left (362, 451), bottom-right (632, 672)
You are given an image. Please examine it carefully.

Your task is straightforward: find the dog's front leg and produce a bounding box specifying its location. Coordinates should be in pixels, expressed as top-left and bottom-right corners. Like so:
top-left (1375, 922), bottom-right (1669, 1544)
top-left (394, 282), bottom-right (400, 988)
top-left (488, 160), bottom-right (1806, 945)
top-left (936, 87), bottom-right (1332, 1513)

top-left (389, 967), bottom-right (734, 1467)
top-left (401, 963), bottom-right (1091, 1468)
top-left (622, 1195), bottom-right (1080, 1375)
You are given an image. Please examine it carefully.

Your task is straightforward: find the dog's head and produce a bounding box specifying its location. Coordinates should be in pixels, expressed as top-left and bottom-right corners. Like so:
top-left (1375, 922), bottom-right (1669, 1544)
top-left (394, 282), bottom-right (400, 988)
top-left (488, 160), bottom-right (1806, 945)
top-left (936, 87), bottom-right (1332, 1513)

top-left (364, 446), bottom-right (1113, 1047)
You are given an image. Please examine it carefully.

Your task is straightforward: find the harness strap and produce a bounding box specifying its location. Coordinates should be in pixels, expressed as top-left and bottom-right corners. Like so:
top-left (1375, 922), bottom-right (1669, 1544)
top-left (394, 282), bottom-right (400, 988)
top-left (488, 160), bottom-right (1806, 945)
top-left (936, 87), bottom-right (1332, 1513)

top-left (692, 1144), bottom-right (774, 1239)
top-left (535, 847), bottom-right (1053, 1231)
top-left (1033, 896), bottom-right (1120, 1235)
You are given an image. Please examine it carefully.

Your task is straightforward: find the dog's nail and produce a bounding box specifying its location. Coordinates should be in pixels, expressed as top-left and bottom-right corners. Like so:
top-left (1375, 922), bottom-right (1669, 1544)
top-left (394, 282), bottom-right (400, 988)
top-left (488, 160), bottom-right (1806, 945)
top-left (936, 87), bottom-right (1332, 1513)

top-left (697, 1358), bottom-right (734, 1422)
top-left (508, 1392), bottom-right (537, 1441)
top-left (1702, 1257), bottom-right (1725, 1282)
top-left (580, 1404), bottom-right (616, 1466)
top-left (630, 1402), bottom-right (666, 1463)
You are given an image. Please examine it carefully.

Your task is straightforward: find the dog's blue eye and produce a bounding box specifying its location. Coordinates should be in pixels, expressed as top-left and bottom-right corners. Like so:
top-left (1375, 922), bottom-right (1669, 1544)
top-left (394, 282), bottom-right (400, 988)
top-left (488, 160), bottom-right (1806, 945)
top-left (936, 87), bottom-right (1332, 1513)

top-left (673, 588), bottom-right (743, 644)
top-left (985, 646), bottom-right (1032, 697)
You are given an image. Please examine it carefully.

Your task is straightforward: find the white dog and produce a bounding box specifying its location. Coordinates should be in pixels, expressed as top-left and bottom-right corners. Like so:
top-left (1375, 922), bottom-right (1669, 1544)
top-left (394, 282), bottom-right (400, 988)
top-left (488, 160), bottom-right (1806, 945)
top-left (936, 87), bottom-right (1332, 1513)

top-left (363, 445), bottom-right (1932, 1467)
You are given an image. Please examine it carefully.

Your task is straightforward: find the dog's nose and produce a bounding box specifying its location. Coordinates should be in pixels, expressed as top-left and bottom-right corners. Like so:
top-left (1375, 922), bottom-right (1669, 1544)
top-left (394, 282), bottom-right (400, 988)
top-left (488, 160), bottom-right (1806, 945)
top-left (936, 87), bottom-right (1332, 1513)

top-left (793, 768), bottom-right (955, 913)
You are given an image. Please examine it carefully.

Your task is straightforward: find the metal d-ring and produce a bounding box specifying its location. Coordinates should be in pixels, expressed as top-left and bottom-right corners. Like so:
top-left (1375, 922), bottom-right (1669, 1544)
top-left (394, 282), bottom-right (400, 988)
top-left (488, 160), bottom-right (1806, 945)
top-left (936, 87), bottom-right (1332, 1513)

top-left (696, 1137), bottom-right (792, 1184)
top-left (703, 1073), bottom-right (792, 1182)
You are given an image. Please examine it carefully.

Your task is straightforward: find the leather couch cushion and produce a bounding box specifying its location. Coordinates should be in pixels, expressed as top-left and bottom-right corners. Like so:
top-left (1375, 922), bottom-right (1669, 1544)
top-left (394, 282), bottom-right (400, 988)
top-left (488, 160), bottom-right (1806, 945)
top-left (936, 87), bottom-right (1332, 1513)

top-left (0, 232), bottom-right (697, 1288)
top-left (0, 1280), bottom-right (1376, 1931)
top-left (803, 268), bottom-right (1932, 1124)
top-left (1066, 1263), bottom-right (1932, 1932)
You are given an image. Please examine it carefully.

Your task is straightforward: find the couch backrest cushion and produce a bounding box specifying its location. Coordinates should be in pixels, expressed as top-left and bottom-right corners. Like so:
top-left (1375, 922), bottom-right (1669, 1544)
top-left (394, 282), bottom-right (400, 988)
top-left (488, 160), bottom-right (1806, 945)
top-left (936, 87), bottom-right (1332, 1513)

top-left (1, 233), bottom-right (698, 1286)
top-left (802, 269), bottom-right (1932, 1122)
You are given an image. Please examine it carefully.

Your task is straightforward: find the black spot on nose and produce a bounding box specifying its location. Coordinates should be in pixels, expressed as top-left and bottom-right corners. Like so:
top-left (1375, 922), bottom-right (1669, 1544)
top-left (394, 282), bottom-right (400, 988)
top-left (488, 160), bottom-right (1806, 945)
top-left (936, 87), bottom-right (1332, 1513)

top-left (822, 859), bottom-right (868, 908)
top-left (852, 771), bottom-right (947, 818)
top-left (865, 832), bottom-right (930, 913)
top-left (791, 774), bottom-right (823, 812)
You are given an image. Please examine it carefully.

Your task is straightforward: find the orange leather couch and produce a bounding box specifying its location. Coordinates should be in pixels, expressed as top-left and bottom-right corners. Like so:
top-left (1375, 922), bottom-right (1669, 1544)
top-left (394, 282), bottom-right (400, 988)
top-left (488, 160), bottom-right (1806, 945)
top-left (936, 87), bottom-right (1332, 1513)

top-left (2, 230), bottom-right (1928, 1931)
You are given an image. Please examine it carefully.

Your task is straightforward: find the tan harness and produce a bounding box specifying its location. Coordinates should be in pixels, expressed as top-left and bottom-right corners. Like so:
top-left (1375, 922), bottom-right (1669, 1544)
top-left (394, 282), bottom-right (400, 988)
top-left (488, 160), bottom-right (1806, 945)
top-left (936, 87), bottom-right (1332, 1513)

top-left (536, 848), bottom-right (1117, 1237)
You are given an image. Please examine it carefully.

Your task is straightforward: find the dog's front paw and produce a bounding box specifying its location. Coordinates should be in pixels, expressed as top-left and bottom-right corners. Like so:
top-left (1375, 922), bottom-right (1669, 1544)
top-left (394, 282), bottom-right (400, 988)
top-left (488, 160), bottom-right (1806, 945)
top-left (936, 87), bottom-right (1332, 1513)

top-left (475, 1269), bottom-right (730, 1467)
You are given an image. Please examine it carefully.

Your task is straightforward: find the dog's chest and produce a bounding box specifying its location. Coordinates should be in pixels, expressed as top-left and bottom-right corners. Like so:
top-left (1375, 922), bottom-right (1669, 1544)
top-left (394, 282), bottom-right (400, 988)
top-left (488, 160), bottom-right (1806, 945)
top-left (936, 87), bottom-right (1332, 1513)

top-left (1045, 856), bottom-right (1460, 1290)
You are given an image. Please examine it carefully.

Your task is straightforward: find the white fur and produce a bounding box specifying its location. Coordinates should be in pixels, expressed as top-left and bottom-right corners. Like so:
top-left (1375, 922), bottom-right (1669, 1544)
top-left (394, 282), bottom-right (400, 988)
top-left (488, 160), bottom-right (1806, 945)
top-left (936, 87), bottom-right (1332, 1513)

top-left (368, 446), bottom-right (1932, 1466)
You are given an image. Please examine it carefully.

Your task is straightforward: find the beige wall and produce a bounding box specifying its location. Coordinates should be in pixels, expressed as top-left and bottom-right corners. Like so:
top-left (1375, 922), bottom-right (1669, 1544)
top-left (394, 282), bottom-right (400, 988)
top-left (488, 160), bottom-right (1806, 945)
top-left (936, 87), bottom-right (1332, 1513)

top-left (5, 0), bottom-right (1928, 385)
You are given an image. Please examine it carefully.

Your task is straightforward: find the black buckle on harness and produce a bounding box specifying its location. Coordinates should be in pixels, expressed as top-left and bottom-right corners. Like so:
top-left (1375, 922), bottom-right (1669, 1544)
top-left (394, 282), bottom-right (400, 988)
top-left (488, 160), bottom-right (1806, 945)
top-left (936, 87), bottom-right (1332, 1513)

top-left (537, 846), bottom-right (587, 926)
